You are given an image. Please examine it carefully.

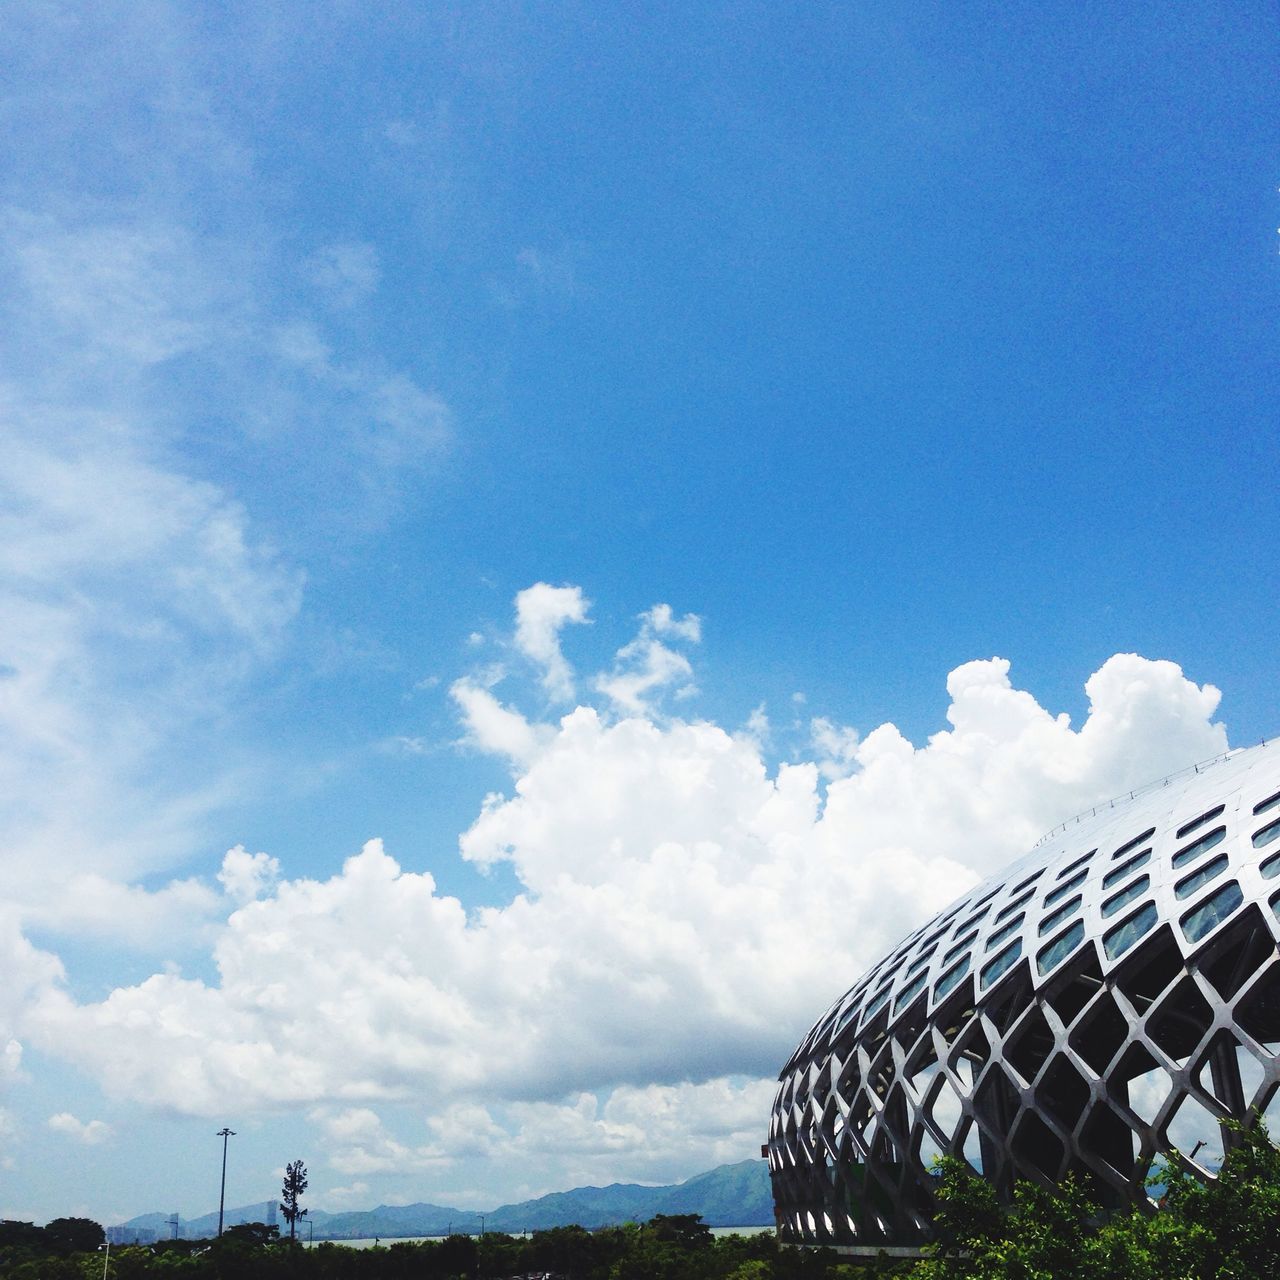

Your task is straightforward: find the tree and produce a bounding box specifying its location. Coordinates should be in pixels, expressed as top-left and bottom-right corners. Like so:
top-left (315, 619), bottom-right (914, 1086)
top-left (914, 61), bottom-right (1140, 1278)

top-left (280, 1158), bottom-right (308, 1241)
top-left (43, 1216), bottom-right (104, 1254)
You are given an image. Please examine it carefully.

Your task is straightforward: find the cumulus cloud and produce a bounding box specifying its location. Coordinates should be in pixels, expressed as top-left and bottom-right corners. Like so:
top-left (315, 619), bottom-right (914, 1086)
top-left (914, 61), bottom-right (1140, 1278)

top-left (312, 1106), bottom-right (446, 1176)
top-left (809, 717), bottom-right (860, 779)
top-left (26, 641), bottom-right (1227, 1145)
top-left (218, 847), bottom-right (282, 905)
top-left (451, 678), bottom-right (550, 767)
top-left (48, 1112), bottom-right (112, 1145)
top-left (513, 584), bottom-right (591, 700)
top-left (594, 604), bottom-right (700, 713)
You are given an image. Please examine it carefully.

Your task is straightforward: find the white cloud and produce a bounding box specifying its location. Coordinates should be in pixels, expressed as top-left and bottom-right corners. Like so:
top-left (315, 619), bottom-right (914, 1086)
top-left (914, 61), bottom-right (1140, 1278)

top-left (513, 584), bottom-right (590, 700)
top-left (21, 875), bottom-right (220, 949)
top-left (218, 847), bottom-right (282, 905)
top-left (25, 650), bottom-right (1227, 1146)
top-left (311, 1106), bottom-right (446, 1176)
top-left (809, 716), bottom-right (860, 779)
top-left (451, 678), bottom-right (550, 767)
top-left (4, 215), bottom-right (229, 367)
top-left (0, 1108), bottom-right (17, 1173)
top-left (644, 604), bottom-right (702, 643)
top-left (319, 1180), bottom-right (372, 1209)
top-left (594, 604), bottom-right (701, 714)
top-left (48, 1112), bottom-right (112, 1145)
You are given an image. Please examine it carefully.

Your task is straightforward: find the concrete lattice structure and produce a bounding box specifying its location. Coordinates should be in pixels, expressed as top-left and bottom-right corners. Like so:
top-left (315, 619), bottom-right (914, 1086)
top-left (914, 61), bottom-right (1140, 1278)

top-left (767, 741), bottom-right (1280, 1245)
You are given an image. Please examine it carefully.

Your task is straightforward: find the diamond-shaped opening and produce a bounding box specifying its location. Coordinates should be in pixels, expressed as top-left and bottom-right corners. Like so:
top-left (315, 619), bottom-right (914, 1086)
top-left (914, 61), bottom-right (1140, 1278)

top-left (1045, 947), bottom-right (1105, 1026)
top-left (1199, 907), bottom-right (1271, 1001)
top-left (1147, 977), bottom-right (1213, 1067)
top-left (953, 1018), bottom-right (991, 1077)
top-left (848, 1084), bottom-right (874, 1137)
top-left (974, 1065), bottom-right (1020, 1142)
top-left (882, 1084), bottom-right (911, 1148)
top-left (1115, 1043), bottom-right (1171, 1127)
top-left (934, 987), bottom-right (978, 1045)
top-left (1079, 1101), bottom-right (1137, 1177)
top-left (984, 968), bottom-right (1034, 1036)
top-left (1194, 1030), bottom-right (1264, 1114)
top-left (1166, 1093), bottom-right (1225, 1172)
top-left (1235, 965), bottom-right (1280, 1054)
top-left (1006, 1004), bottom-right (1056, 1085)
top-left (906, 1044), bottom-right (939, 1099)
top-left (835, 1051), bottom-right (863, 1099)
top-left (867, 1041), bottom-right (896, 1101)
top-left (1070, 989), bottom-right (1132, 1075)
top-left (929, 1079), bottom-right (963, 1141)
top-left (958, 1117), bottom-right (984, 1172)
top-left (917, 1123), bottom-right (946, 1171)
top-left (1038, 1054), bottom-right (1092, 1131)
top-left (1010, 1107), bottom-right (1065, 1180)
top-left (1112, 926), bottom-right (1181, 1013)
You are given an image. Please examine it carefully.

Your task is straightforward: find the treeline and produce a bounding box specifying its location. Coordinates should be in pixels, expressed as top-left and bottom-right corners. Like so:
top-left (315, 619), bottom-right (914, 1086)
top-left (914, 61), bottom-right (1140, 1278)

top-left (0, 1214), bottom-right (878, 1280)
top-left (7, 1126), bottom-right (1280, 1280)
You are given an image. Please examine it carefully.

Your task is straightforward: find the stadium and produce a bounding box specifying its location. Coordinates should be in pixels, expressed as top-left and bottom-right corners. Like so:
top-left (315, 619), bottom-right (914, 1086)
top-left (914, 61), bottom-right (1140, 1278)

top-left (767, 741), bottom-right (1280, 1245)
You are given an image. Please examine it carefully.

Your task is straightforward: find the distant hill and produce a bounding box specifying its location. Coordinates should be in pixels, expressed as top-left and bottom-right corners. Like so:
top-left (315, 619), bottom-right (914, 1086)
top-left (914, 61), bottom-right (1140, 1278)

top-left (116, 1160), bottom-right (774, 1240)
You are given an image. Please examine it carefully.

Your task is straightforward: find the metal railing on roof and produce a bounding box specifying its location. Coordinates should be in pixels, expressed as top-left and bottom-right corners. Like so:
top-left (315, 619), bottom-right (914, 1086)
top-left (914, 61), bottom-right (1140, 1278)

top-left (1031, 738), bottom-right (1273, 849)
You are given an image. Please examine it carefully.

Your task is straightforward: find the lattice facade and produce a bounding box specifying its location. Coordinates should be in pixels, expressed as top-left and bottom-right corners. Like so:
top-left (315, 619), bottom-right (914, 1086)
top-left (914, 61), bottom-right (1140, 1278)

top-left (767, 742), bottom-right (1280, 1245)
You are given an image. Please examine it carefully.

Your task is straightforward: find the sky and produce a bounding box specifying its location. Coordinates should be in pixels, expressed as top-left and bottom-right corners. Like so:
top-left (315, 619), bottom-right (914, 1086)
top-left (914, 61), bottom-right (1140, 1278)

top-left (1, 0), bottom-right (1277, 1227)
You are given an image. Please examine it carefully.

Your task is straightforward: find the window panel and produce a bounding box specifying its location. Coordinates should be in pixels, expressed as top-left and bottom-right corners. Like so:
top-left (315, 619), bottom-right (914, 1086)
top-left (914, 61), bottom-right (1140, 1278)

top-left (1103, 902), bottom-right (1157, 960)
top-left (1177, 804), bottom-right (1225, 839)
top-left (995, 890), bottom-right (1034, 923)
top-left (1037, 921), bottom-right (1085, 975)
top-left (986, 914), bottom-right (1024, 952)
top-left (1103, 849), bottom-right (1151, 889)
top-left (1044, 870), bottom-right (1088, 908)
top-left (1253, 818), bottom-right (1280, 850)
top-left (1056, 849), bottom-right (1096, 880)
top-left (1174, 854), bottom-right (1228, 901)
top-left (1180, 881), bottom-right (1243, 944)
top-left (980, 940), bottom-right (1022, 989)
top-left (894, 971), bottom-right (928, 1014)
top-left (1039, 895), bottom-right (1081, 935)
top-left (1171, 826), bottom-right (1227, 870)
top-left (1255, 789), bottom-right (1280, 817)
top-left (933, 956), bottom-right (970, 1002)
top-left (1112, 827), bottom-right (1156, 860)
top-left (1102, 875), bottom-right (1150, 918)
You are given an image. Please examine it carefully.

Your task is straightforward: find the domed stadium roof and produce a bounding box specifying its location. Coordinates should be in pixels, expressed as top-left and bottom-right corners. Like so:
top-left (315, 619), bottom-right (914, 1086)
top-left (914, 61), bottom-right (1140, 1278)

top-left (767, 740), bottom-right (1280, 1246)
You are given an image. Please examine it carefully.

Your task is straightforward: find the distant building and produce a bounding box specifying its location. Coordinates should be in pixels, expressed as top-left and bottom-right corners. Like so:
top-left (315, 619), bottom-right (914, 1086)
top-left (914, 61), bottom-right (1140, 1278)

top-left (768, 741), bottom-right (1280, 1245)
top-left (106, 1225), bottom-right (157, 1245)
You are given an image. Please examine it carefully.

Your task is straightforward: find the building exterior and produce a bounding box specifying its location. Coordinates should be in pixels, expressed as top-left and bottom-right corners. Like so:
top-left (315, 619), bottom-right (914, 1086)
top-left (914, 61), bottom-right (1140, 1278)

top-left (767, 741), bottom-right (1280, 1246)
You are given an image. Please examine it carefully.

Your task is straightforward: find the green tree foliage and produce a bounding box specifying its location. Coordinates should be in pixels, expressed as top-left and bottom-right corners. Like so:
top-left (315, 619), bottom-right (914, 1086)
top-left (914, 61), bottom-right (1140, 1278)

top-left (44, 1218), bottom-right (105, 1255)
top-left (281, 1160), bottom-right (309, 1242)
top-left (918, 1118), bottom-right (1280, 1280)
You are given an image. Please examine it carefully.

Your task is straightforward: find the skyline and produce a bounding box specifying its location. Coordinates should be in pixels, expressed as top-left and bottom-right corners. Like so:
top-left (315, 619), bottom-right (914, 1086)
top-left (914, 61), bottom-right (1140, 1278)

top-left (1, 1), bottom-right (1277, 1225)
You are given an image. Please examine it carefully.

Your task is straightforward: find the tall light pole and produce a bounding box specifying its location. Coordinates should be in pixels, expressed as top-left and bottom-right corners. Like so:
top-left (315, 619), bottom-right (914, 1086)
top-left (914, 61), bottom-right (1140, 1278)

top-left (216, 1127), bottom-right (236, 1237)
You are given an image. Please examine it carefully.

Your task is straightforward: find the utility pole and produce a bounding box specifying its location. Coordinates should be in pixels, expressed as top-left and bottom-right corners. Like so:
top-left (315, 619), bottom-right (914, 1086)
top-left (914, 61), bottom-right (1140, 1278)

top-left (216, 1128), bottom-right (236, 1237)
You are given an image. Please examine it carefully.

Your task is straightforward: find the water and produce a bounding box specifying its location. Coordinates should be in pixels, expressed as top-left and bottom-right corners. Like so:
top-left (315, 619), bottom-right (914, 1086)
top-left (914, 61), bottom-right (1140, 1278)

top-left (310, 1226), bottom-right (775, 1250)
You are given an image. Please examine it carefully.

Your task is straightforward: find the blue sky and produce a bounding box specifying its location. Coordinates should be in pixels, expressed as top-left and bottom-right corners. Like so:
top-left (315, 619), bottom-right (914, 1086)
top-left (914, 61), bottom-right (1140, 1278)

top-left (1, 0), bottom-right (1276, 1227)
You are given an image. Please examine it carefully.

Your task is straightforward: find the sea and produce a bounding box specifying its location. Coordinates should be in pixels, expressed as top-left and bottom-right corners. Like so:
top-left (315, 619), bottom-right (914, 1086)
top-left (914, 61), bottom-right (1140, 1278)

top-left (310, 1226), bottom-right (775, 1250)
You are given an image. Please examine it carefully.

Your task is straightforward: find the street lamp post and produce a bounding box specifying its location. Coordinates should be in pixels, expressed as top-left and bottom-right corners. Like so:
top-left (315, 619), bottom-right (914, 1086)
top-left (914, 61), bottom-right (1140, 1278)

top-left (216, 1127), bottom-right (236, 1237)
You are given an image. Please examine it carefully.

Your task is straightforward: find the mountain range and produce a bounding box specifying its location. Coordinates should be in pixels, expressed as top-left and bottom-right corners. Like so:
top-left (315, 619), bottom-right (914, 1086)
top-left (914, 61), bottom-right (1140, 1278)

top-left (117, 1158), bottom-right (774, 1240)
